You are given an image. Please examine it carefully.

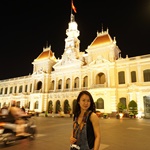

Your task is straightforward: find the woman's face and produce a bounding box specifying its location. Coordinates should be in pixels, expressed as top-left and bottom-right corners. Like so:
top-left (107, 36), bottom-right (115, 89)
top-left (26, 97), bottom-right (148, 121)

top-left (78, 94), bottom-right (91, 111)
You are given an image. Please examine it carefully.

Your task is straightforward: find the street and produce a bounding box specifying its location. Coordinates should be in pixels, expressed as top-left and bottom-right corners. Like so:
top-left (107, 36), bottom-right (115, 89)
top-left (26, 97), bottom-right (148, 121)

top-left (0, 116), bottom-right (150, 150)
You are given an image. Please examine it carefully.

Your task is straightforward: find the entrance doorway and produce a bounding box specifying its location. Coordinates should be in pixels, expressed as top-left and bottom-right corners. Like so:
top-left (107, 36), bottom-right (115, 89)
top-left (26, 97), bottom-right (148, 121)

top-left (143, 96), bottom-right (150, 118)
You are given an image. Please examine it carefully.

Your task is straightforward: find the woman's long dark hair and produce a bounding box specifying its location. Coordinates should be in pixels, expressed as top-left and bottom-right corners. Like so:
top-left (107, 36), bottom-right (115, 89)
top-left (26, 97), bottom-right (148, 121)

top-left (73, 90), bottom-right (96, 119)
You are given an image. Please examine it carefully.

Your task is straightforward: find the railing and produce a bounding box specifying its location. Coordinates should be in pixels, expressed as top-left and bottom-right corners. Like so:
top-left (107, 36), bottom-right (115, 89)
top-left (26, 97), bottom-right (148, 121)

top-left (0, 75), bottom-right (32, 82)
top-left (33, 90), bottom-right (41, 93)
top-left (92, 84), bottom-right (105, 88)
top-left (48, 84), bottom-right (106, 93)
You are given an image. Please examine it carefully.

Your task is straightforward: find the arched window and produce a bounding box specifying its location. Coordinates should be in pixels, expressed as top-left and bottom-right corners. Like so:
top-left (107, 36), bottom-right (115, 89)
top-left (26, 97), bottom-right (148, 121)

top-left (66, 78), bottom-right (70, 89)
top-left (4, 87), bottom-right (8, 94)
top-left (96, 73), bottom-right (105, 84)
top-left (48, 100), bottom-right (53, 113)
top-left (25, 85), bottom-right (28, 92)
top-left (96, 98), bottom-right (104, 109)
top-left (51, 80), bottom-right (54, 90)
top-left (83, 76), bottom-right (88, 87)
top-left (14, 86), bottom-right (17, 93)
top-left (64, 100), bottom-right (71, 114)
top-left (120, 97), bottom-right (127, 108)
top-left (30, 84), bottom-right (32, 92)
top-left (74, 77), bottom-right (79, 88)
top-left (16, 101), bottom-right (20, 108)
top-left (0, 88), bottom-right (3, 94)
top-left (58, 79), bottom-right (62, 89)
top-left (37, 81), bottom-right (42, 90)
top-left (19, 86), bottom-right (22, 93)
top-left (55, 100), bottom-right (61, 113)
top-left (10, 87), bottom-right (13, 94)
top-left (34, 101), bottom-right (39, 109)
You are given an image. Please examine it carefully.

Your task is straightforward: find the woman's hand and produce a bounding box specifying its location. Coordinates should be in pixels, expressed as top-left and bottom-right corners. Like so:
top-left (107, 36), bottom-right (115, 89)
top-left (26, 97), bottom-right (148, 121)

top-left (70, 136), bottom-right (77, 144)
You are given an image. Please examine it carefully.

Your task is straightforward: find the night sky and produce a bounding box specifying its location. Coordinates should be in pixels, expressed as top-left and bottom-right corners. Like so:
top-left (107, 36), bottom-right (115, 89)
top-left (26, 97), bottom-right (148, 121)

top-left (0, 0), bottom-right (150, 80)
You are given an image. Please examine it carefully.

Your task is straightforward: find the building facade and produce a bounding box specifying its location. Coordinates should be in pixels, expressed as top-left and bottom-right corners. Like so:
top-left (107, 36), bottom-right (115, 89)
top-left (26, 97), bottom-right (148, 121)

top-left (0, 14), bottom-right (150, 118)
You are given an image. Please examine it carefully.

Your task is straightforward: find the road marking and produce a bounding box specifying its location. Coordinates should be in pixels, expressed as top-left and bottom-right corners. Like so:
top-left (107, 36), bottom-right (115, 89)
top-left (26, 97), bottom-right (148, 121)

top-left (36, 134), bottom-right (46, 137)
top-left (141, 123), bottom-right (150, 126)
top-left (100, 143), bottom-right (109, 150)
top-left (127, 127), bottom-right (142, 130)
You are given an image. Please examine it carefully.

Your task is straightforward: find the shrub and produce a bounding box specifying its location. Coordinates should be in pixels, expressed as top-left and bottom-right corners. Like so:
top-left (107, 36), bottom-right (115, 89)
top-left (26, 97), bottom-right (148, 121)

top-left (128, 100), bottom-right (138, 116)
top-left (117, 102), bottom-right (126, 113)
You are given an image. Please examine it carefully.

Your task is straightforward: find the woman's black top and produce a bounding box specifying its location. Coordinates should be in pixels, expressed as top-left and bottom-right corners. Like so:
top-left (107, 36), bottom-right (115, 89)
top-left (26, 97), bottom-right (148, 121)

top-left (87, 111), bottom-right (95, 149)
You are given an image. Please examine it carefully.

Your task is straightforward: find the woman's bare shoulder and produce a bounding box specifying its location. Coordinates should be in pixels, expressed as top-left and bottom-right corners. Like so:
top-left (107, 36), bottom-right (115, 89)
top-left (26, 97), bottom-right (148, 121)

top-left (90, 112), bottom-right (99, 121)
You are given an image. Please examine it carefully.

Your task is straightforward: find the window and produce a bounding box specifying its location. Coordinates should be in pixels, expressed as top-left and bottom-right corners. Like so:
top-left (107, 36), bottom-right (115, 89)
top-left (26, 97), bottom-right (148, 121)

top-left (131, 71), bottom-right (136, 82)
top-left (74, 77), bottom-right (79, 88)
top-left (14, 86), bottom-right (17, 93)
top-left (96, 98), bottom-right (104, 109)
top-left (58, 84), bottom-right (61, 89)
top-left (10, 87), bottom-right (13, 94)
top-left (118, 71), bottom-right (125, 84)
top-left (58, 79), bottom-right (62, 89)
top-left (51, 80), bottom-right (54, 90)
top-left (34, 101), bottom-right (39, 109)
top-left (30, 84), bottom-right (32, 92)
top-left (74, 83), bottom-right (76, 88)
top-left (120, 97), bottom-right (127, 108)
top-left (83, 76), bottom-right (88, 87)
top-left (4, 88), bottom-right (8, 94)
top-left (66, 78), bottom-right (70, 89)
top-left (0, 88), bottom-right (3, 94)
top-left (25, 85), bottom-right (27, 92)
top-left (37, 81), bottom-right (42, 90)
top-left (96, 73), bottom-right (105, 84)
top-left (143, 69), bottom-right (150, 82)
top-left (19, 86), bottom-right (22, 93)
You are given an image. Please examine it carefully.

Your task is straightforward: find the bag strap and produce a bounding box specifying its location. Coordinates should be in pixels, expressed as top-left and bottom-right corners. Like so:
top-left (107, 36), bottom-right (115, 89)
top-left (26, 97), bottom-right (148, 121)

top-left (72, 110), bottom-right (92, 138)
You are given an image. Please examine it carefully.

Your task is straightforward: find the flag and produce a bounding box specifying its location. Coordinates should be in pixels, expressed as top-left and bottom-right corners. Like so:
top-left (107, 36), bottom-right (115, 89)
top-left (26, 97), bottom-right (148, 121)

top-left (72, 0), bottom-right (77, 13)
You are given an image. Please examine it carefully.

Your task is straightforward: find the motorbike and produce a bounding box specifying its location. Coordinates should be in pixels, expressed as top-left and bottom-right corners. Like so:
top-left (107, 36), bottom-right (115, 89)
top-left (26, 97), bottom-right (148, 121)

top-left (0, 114), bottom-right (37, 145)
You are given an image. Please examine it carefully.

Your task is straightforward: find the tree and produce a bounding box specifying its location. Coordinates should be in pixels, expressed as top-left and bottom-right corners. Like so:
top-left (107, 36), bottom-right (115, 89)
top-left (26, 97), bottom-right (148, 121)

top-left (48, 104), bottom-right (53, 113)
top-left (128, 100), bottom-right (138, 117)
top-left (67, 105), bottom-right (71, 113)
top-left (117, 102), bottom-right (126, 113)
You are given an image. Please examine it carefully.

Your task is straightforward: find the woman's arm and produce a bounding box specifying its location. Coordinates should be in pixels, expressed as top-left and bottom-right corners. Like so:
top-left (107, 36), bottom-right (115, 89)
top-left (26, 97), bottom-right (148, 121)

top-left (90, 112), bottom-right (101, 150)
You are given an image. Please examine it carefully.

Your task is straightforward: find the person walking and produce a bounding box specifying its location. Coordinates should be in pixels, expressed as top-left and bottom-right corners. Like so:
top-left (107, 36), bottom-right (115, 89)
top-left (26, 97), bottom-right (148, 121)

top-left (70, 90), bottom-right (101, 150)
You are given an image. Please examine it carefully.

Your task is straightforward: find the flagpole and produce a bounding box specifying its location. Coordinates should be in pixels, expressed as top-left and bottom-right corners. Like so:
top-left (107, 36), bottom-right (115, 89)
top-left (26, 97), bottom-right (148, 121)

top-left (70, 0), bottom-right (77, 22)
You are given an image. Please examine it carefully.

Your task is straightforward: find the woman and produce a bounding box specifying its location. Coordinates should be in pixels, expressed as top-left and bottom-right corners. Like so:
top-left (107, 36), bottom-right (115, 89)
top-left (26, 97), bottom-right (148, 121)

top-left (70, 90), bottom-right (101, 150)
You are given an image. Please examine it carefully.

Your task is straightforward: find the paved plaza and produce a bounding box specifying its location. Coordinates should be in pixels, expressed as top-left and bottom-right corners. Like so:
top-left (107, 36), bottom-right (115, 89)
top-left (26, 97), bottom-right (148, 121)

top-left (0, 116), bottom-right (150, 150)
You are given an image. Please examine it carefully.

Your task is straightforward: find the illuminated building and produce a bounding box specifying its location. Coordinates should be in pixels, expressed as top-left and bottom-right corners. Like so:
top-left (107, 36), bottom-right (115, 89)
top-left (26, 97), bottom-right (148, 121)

top-left (0, 14), bottom-right (150, 118)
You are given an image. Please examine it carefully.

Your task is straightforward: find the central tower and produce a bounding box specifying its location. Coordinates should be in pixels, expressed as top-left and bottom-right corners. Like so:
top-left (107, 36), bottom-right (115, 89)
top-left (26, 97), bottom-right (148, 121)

top-left (64, 14), bottom-right (80, 59)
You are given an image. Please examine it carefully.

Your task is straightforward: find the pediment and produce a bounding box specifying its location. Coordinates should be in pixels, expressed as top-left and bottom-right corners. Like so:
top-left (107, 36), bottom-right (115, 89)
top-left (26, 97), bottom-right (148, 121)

top-left (89, 56), bottom-right (110, 66)
top-left (53, 57), bottom-right (83, 71)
